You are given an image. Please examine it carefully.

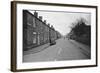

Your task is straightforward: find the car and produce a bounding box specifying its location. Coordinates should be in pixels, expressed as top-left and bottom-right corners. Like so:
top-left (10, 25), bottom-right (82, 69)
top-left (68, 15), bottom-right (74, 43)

top-left (50, 40), bottom-right (56, 45)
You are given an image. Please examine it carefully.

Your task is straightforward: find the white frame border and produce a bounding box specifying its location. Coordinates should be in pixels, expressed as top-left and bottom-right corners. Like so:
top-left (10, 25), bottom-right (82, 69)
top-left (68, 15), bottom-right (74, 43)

top-left (15, 3), bottom-right (97, 70)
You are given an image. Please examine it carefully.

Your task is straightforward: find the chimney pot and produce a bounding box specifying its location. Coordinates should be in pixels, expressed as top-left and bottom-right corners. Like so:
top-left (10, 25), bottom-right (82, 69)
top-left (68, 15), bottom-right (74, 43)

top-left (44, 20), bottom-right (46, 24)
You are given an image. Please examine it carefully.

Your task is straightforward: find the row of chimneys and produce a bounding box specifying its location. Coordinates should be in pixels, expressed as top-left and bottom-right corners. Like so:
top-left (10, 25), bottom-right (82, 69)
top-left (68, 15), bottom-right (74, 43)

top-left (34, 11), bottom-right (54, 29)
top-left (34, 11), bottom-right (44, 22)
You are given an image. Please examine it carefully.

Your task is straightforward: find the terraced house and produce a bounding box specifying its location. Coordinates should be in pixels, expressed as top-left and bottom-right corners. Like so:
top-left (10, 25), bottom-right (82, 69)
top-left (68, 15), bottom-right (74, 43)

top-left (23, 10), bottom-right (61, 51)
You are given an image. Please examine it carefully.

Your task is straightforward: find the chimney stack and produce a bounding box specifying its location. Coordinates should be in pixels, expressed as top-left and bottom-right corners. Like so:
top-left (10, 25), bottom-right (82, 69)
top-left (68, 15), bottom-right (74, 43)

top-left (51, 25), bottom-right (54, 29)
top-left (39, 16), bottom-right (42, 20)
top-left (48, 23), bottom-right (50, 26)
top-left (44, 20), bottom-right (46, 24)
top-left (34, 11), bottom-right (38, 17)
top-left (51, 25), bottom-right (53, 28)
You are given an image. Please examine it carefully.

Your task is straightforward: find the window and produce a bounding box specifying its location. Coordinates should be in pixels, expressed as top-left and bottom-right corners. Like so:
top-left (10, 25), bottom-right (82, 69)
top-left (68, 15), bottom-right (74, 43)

top-left (33, 32), bottom-right (37, 44)
top-left (33, 32), bottom-right (36, 34)
top-left (27, 22), bottom-right (31, 26)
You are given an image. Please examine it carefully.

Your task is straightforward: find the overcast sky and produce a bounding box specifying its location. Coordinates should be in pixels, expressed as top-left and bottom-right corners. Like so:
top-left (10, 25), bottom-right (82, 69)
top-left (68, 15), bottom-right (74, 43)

top-left (29, 10), bottom-right (91, 36)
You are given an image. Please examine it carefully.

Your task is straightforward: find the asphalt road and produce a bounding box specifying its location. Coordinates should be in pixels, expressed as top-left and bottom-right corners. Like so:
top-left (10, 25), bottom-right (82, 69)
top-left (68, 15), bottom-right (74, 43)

top-left (23, 38), bottom-right (90, 62)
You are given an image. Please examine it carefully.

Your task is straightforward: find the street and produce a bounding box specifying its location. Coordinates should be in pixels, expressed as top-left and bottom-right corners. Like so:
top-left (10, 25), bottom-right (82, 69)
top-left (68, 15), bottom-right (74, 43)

top-left (23, 38), bottom-right (90, 62)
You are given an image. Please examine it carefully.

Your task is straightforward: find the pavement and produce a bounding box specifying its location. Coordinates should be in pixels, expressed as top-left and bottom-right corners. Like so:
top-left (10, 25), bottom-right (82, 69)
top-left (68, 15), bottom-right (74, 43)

top-left (69, 39), bottom-right (91, 58)
top-left (24, 43), bottom-right (50, 55)
top-left (23, 38), bottom-right (91, 62)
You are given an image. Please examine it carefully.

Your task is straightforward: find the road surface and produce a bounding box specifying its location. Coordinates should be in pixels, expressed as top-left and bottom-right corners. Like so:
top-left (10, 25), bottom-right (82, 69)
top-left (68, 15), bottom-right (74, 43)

top-left (23, 38), bottom-right (90, 62)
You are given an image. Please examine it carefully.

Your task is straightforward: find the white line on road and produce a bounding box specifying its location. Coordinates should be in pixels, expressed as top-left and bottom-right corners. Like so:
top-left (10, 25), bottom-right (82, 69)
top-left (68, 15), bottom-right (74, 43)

top-left (58, 48), bottom-right (62, 55)
top-left (54, 48), bottom-right (62, 61)
top-left (54, 59), bottom-right (56, 61)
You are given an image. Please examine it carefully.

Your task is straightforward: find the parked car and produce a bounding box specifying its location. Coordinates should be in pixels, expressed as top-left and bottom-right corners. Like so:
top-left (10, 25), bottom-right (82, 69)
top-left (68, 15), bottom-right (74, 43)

top-left (50, 40), bottom-right (56, 45)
